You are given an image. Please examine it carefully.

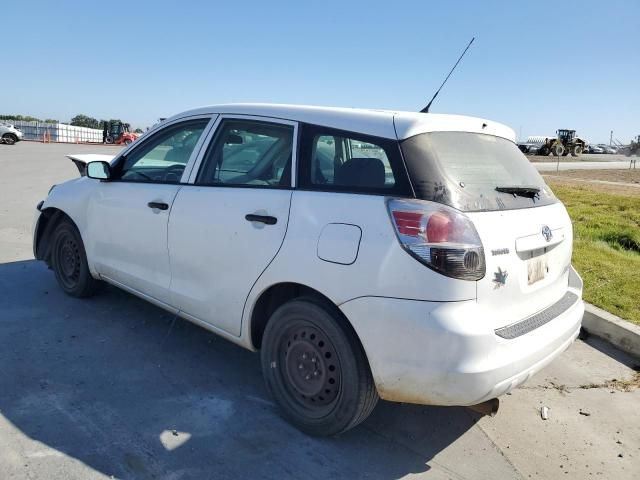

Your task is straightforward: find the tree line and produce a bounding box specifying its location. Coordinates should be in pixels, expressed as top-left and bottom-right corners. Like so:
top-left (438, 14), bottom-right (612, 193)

top-left (0, 114), bottom-right (58, 123)
top-left (70, 115), bottom-right (144, 133)
top-left (69, 114), bottom-right (118, 129)
top-left (1, 114), bottom-right (143, 133)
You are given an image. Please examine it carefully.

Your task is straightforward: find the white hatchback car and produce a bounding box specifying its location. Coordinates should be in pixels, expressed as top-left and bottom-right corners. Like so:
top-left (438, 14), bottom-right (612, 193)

top-left (33, 104), bottom-right (584, 435)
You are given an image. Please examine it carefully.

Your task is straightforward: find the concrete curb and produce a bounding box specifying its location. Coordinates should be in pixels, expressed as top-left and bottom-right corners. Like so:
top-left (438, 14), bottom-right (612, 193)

top-left (582, 303), bottom-right (640, 359)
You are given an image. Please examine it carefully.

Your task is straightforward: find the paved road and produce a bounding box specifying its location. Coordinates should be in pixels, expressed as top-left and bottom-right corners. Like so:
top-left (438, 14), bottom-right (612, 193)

top-left (528, 153), bottom-right (631, 163)
top-left (534, 161), bottom-right (634, 172)
top-left (1, 142), bottom-right (639, 479)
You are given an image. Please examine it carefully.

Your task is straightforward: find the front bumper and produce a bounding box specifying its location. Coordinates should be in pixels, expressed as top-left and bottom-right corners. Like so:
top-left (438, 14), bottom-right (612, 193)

top-left (340, 266), bottom-right (584, 406)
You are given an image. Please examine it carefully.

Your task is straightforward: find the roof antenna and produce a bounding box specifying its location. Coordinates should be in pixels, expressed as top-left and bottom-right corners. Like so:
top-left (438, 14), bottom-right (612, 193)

top-left (420, 37), bottom-right (475, 113)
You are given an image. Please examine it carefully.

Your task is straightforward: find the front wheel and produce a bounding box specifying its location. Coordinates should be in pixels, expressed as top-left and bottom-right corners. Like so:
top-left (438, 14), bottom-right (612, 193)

top-left (261, 298), bottom-right (378, 436)
top-left (2, 134), bottom-right (17, 145)
top-left (552, 144), bottom-right (565, 156)
top-left (51, 220), bottom-right (101, 297)
top-left (572, 145), bottom-right (583, 157)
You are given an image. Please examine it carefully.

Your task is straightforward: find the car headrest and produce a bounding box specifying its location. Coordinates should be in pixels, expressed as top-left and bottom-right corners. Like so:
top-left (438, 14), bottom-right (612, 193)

top-left (335, 157), bottom-right (385, 188)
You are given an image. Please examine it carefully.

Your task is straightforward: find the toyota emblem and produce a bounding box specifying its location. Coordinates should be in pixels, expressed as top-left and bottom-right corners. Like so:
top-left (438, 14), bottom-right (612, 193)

top-left (541, 225), bottom-right (553, 242)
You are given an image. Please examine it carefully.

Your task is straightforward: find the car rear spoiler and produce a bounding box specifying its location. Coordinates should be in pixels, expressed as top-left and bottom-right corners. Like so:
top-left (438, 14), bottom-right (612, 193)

top-left (65, 154), bottom-right (116, 176)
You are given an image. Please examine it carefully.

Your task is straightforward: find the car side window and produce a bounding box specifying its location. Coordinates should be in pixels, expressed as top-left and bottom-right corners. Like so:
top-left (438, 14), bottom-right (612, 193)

top-left (116, 119), bottom-right (209, 183)
top-left (298, 124), bottom-right (411, 195)
top-left (311, 135), bottom-right (395, 188)
top-left (196, 119), bottom-right (294, 187)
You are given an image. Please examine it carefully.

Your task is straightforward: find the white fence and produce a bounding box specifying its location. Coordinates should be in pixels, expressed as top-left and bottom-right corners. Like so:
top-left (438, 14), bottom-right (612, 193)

top-left (3, 120), bottom-right (103, 143)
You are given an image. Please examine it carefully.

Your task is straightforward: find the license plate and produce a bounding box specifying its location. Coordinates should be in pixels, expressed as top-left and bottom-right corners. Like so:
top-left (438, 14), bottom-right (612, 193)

top-left (527, 257), bottom-right (548, 285)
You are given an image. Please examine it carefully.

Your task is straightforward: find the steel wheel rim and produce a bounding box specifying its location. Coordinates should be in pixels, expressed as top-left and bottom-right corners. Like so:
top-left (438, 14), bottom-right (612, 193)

top-left (280, 321), bottom-right (341, 410)
top-left (56, 232), bottom-right (81, 289)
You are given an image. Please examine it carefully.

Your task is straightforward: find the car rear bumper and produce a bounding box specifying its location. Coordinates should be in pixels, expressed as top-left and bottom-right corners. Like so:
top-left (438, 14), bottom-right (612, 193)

top-left (340, 266), bottom-right (584, 406)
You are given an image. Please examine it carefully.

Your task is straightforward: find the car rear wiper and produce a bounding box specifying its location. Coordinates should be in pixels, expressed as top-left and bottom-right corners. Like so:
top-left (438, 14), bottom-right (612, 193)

top-left (495, 185), bottom-right (540, 198)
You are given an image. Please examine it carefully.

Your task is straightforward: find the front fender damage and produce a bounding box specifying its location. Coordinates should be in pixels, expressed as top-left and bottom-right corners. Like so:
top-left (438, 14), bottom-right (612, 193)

top-left (34, 208), bottom-right (66, 266)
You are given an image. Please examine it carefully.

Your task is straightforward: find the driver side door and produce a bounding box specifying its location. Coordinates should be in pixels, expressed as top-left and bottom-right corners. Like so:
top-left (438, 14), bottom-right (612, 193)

top-left (86, 116), bottom-right (213, 304)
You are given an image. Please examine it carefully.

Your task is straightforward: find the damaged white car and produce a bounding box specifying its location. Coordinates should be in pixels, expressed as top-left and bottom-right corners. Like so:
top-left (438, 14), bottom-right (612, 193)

top-left (33, 104), bottom-right (584, 435)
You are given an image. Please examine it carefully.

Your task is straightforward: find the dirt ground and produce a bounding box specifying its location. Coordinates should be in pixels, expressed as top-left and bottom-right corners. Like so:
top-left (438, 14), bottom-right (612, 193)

top-left (543, 169), bottom-right (640, 196)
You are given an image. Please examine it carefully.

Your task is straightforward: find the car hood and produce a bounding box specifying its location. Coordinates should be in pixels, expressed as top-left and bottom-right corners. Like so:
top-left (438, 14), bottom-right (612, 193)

top-left (66, 154), bottom-right (116, 176)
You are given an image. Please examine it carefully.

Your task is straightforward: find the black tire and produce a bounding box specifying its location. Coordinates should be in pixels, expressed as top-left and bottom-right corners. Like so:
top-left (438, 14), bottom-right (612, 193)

top-left (2, 133), bottom-right (17, 145)
top-left (552, 144), bottom-right (565, 156)
top-left (261, 297), bottom-right (378, 436)
top-left (572, 145), bottom-right (583, 157)
top-left (51, 220), bottom-right (101, 297)
top-left (105, 135), bottom-right (115, 144)
top-left (124, 138), bottom-right (132, 145)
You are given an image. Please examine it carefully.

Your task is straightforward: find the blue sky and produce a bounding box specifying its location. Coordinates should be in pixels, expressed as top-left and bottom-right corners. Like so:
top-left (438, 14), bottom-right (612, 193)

top-left (3, 0), bottom-right (638, 143)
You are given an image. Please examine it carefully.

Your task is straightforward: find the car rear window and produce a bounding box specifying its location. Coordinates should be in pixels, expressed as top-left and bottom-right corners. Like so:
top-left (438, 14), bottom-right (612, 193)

top-left (400, 132), bottom-right (558, 212)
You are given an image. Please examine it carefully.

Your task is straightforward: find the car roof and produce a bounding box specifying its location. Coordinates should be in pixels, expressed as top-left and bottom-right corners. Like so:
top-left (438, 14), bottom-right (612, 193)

top-left (168, 103), bottom-right (516, 142)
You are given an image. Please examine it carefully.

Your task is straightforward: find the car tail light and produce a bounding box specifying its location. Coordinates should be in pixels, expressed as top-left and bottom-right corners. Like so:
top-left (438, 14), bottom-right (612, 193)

top-left (388, 198), bottom-right (485, 280)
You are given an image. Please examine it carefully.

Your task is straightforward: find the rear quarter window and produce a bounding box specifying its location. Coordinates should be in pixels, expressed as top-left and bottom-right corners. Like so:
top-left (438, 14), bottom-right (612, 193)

top-left (298, 124), bottom-right (412, 196)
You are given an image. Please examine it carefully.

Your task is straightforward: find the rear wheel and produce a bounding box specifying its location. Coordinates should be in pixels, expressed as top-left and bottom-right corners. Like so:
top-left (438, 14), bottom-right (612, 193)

top-left (124, 138), bottom-right (132, 145)
top-left (51, 220), bottom-right (101, 297)
top-left (261, 298), bottom-right (378, 436)
top-left (572, 145), bottom-right (583, 157)
top-left (2, 133), bottom-right (17, 145)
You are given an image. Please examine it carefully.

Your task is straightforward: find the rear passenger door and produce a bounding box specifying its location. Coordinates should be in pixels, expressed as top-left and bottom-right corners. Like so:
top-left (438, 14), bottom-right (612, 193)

top-left (167, 116), bottom-right (296, 336)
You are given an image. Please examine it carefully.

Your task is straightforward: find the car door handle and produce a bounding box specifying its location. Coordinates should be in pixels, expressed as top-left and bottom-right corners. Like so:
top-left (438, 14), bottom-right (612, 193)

top-left (245, 214), bottom-right (277, 225)
top-left (147, 202), bottom-right (169, 210)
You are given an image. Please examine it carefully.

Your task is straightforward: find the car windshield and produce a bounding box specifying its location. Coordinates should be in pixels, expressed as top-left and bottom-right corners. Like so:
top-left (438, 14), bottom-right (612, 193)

top-left (400, 131), bottom-right (557, 212)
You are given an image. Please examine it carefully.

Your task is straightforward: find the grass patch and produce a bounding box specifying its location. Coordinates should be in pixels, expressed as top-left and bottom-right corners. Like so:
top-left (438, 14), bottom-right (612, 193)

top-left (548, 182), bottom-right (640, 325)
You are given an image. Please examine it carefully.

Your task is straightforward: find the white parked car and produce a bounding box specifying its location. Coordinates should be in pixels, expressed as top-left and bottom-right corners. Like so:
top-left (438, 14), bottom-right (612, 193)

top-left (0, 121), bottom-right (24, 145)
top-left (597, 144), bottom-right (617, 154)
top-left (33, 104), bottom-right (584, 435)
top-left (586, 144), bottom-right (604, 154)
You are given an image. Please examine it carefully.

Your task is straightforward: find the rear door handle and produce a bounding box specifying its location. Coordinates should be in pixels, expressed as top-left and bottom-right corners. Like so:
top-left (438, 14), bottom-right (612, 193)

top-left (148, 202), bottom-right (169, 210)
top-left (245, 214), bottom-right (277, 225)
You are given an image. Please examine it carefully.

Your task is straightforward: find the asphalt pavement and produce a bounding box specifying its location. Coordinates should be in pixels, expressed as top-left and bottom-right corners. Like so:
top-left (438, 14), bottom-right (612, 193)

top-left (534, 160), bottom-right (634, 172)
top-left (1, 142), bottom-right (639, 480)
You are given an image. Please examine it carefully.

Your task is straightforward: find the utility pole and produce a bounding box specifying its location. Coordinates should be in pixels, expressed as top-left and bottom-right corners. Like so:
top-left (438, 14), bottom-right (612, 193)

top-left (610, 130), bottom-right (613, 146)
